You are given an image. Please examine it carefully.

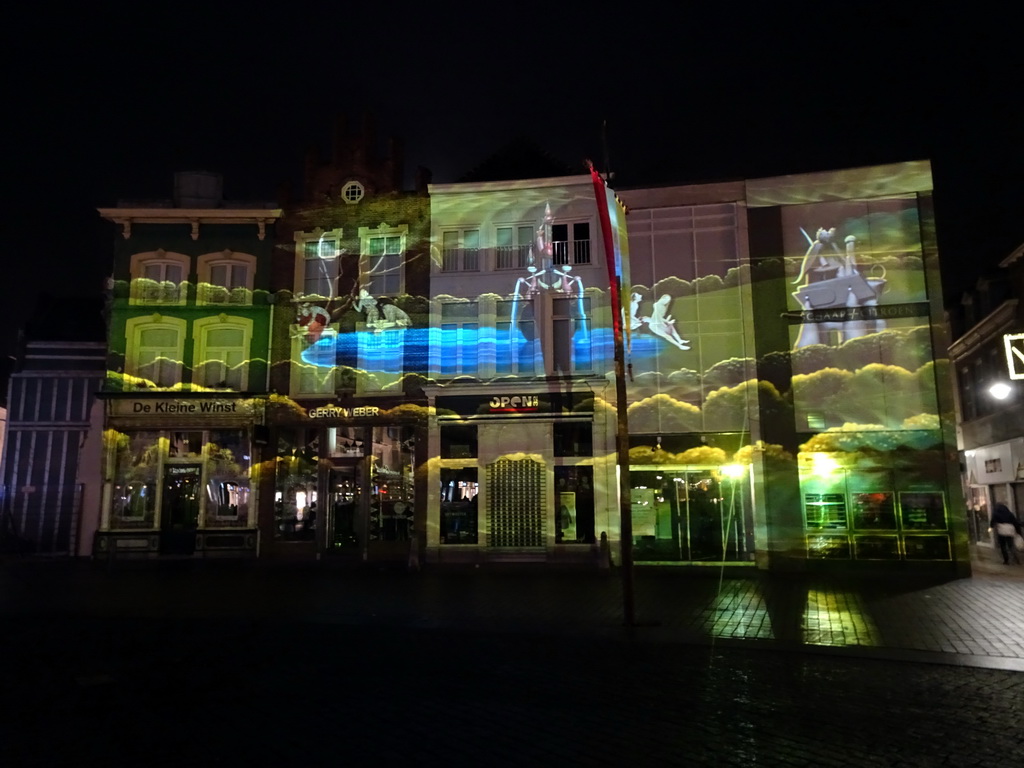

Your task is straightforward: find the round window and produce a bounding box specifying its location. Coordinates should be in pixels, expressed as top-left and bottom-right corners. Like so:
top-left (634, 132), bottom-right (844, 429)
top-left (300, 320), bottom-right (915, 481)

top-left (342, 181), bottom-right (364, 204)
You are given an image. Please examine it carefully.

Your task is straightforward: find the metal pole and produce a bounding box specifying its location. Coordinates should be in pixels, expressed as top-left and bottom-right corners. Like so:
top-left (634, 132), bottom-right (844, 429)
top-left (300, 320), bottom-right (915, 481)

top-left (612, 276), bottom-right (635, 626)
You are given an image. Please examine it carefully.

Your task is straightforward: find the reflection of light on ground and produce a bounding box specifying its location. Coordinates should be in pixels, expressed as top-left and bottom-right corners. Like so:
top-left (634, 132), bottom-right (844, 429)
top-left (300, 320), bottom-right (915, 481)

top-left (802, 590), bottom-right (882, 647)
top-left (704, 586), bottom-right (774, 640)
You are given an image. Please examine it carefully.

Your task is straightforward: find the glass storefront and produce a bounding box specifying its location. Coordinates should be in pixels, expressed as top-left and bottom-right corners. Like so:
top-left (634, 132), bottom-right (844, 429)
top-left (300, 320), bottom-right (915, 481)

top-left (273, 422), bottom-right (417, 555)
top-left (105, 427), bottom-right (253, 554)
top-left (630, 466), bottom-right (754, 563)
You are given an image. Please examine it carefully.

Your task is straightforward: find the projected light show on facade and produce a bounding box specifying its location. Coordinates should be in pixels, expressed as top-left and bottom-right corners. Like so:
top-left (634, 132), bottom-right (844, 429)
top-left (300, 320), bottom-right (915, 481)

top-left (90, 145), bottom-right (964, 574)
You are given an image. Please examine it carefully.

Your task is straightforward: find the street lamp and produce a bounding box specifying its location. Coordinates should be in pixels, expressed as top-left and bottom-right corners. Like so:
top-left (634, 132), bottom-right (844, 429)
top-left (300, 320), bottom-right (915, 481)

top-left (989, 382), bottom-right (1013, 400)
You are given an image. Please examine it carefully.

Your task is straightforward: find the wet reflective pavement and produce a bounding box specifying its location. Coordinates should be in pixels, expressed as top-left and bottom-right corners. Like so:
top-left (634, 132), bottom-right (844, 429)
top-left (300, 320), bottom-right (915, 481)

top-left (3, 548), bottom-right (1024, 764)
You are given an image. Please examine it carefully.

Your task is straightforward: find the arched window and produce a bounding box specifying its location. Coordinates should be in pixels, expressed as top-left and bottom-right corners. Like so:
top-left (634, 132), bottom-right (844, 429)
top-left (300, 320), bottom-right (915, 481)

top-left (130, 251), bottom-right (190, 305)
top-left (197, 251), bottom-right (256, 305)
top-left (193, 316), bottom-right (253, 390)
top-left (126, 316), bottom-right (187, 387)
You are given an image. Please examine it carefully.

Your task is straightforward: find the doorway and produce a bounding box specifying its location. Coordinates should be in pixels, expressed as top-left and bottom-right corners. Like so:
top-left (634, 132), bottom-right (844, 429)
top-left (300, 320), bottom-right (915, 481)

top-left (160, 464), bottom-right (201, 554)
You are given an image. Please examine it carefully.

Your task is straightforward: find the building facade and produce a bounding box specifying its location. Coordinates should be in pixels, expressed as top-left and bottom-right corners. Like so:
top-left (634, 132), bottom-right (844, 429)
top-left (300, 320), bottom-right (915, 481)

top-left (621, 161), bottom-right (966, 572)
top-left (96, 172), bottom-right (280, 559)
top-left (949, 242), bottom-right (1024, 543)
top-left (263, 117), bottom-right (432, 563)
top-left (91, 153), bottom-right (966, 573)
top-left (1, 336), bottom-right (106, 554)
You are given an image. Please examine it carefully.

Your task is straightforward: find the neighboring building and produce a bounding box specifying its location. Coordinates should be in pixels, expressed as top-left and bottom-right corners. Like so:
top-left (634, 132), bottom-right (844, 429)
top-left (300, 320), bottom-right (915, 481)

top-left (949, 242), bottom-right (1024, 544)
top-left (0, 296), bottom-right (106, 554)
top-left (424, 171), bottom-right (619, 565)
top-left (620, 160), bottom-right (966, 573)
top-left (96, 172), bottom-right (281, 559)
top-left (264, 116), bottom-right (432, 563)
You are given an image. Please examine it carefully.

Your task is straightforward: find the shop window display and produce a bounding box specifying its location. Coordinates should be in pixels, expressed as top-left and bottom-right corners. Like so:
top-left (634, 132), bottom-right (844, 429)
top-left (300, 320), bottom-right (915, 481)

top-left (275, 428), bottom-right (319, 541)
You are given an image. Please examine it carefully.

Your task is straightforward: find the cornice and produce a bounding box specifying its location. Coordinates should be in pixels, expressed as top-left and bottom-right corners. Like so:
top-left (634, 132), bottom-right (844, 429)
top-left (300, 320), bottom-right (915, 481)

top-left (97, 208), bottom-right (283, 241)
top-left (949, 299), bottom-right (1020, 359)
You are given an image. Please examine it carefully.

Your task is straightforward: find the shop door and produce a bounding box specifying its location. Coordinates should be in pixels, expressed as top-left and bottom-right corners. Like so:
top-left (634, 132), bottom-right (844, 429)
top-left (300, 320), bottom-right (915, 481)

top-left (160, 464), bottom-right (201, 555)
top-left (328, 461), bottom-right (362, 551)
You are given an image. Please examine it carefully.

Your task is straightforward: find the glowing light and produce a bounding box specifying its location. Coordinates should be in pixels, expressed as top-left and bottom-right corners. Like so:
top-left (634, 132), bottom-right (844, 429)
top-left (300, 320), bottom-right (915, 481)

top-left (989, 382), bottom-right (1012, 400)
top-left (811, 453), bottom-right (841, 477)
top-left (721, 464), bottom-right (745, 479)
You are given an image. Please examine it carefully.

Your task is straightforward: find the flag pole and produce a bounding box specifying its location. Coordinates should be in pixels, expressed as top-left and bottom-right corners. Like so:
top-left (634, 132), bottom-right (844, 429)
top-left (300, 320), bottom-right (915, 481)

top-left (588, 161), bottom-right (635, 627)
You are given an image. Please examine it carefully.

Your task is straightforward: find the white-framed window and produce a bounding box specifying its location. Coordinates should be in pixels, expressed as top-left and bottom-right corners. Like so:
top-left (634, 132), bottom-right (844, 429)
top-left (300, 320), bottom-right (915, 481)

top-left (495, 298), bottom-right (538, 376)
top-left (295, 229), bottom-right (342, 299)
top-left (440, 228), bottom-right (480, 272)
top-left (192, 316), bottom-right (253, 391)
top-left (290, 329), bottom-right (337, 396)
top-left (553, 296), bottom-right (592, 374)
top-left (197, 251), bottom-right (256, 305)
top-left (126, 316), bottom-right (187, 388)
top-left (342, 181), bottom-right (365, 204)
top-left (439, 302), bottom-right (479, 377)
top-left (130, 251), bottom-right (190, 305)
top-left (359, 224), bottom-right (407, 296)
top-left (552, 222), bottom-right (591, 265)
top-left (495, 225), bottom-right (534, 270)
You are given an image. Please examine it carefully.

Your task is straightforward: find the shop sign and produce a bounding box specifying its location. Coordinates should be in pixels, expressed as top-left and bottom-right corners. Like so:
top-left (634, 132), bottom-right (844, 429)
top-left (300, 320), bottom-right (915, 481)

top-left (308, 405), bottom-right (380, 419)
top-left (436, 392), bottom-right (593, 418)
top-left (489, 395), bottom-right (540, 413)
top-left (1004, 333), bottom-right (1024, 380)
top-left (113, 398), bottom-right (252, 416)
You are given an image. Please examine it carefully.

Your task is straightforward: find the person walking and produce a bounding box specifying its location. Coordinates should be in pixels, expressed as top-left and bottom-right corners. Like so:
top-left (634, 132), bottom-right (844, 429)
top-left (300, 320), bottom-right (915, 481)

top-left (989, 503), bottom-right (1022, 565)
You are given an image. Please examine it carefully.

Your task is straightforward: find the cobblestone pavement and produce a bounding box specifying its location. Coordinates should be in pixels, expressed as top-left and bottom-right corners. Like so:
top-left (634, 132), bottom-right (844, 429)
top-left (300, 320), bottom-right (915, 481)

top-left (3, 550), bottom-right (1024, 764)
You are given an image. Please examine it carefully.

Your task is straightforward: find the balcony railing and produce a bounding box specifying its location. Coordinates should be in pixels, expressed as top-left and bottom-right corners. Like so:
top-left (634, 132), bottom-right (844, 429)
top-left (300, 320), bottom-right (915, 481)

top-left (495, 245), bottom-right (531, 270)
top-left (552, 240), bottom-right (591, 265)
top-left (441, 248), bottom-right (480, 272)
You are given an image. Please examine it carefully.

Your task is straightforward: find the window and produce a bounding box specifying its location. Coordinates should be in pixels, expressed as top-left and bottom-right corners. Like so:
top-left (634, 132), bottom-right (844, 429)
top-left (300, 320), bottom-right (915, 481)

top-left (130, 251), bottom-right (190, 305)
top-left (295, 229), bottom-right (342, 298)
top-left (440, 424), bottom-right (478, 459)
top-left (290, 331), bottom-right (337, 396)
top-left (342, 181), bottom-right (364, 204)
top-left (197, 251), bottom-right (256, 305)
top-left (496, 298), bottom-right (537, 376)
top-left (553, 296), bottom-right (591, 374)
top-left (439, 302), bottom-right (479, 377)
top-left (495, 226), bottom-right (533, 270)
top-left (193, 316), bottom-right (253, 390)
top-left (126, 316), bottom-right (186, 388)
top-left (551, 222), bottom-right (591, 265)
top-left (554, 423), bottom-right (592, 457)
top-left (360, 224), bottom-right (407, 296)
top-left (440, 467), bottom-right (478, 544)
top-left (441, 228), bottom-right (480, 272)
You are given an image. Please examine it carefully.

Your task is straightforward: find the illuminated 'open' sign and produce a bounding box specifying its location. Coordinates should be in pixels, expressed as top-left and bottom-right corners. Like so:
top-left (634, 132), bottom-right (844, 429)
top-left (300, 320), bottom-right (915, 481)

top-left (1004, 333), bottom-right (1024, 380)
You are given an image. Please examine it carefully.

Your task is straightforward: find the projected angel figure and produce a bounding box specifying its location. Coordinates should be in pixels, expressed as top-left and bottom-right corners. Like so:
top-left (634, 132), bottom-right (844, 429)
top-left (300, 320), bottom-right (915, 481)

top-left (631, 293), bottom-right (689, 350)
top-left (647, 294), bottom-right (690, 350)
top-left (356, 288), bottom-right (411, 331)
top-left (630, 293), bottom-right (646, 331)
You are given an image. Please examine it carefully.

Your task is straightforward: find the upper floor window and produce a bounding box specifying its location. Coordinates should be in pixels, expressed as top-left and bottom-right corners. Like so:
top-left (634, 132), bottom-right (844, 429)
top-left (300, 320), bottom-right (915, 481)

top-left (439, 302), bottom-right (479, 377)
top-left (495, 226), bottom-right (533, 270)
top-left (290, 329), bottom-right (337, 396)
top-left (441, 228), bottom-right (480, 272)
top-left (126, 316), bottom-right (187, 388)
top-left (359, 224), bottom-right (406, 296)
top-left (342, 181), bottom-right (365, 204)
top-left (193, 316), bottom-right (253, 391)
top-left (130, 251), bottom-right (190, 305)
top-left (295, 229), bottom-right (342, 299)
top-left (552, 222), bottom-right (591, 265)
top-left (197, 251), bottom-right (256, 305)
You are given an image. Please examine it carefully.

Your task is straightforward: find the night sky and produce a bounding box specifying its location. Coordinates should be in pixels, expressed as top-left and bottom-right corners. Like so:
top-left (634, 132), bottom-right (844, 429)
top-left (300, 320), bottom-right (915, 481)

top-left (4, 6), bottom-right (1021, 361)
